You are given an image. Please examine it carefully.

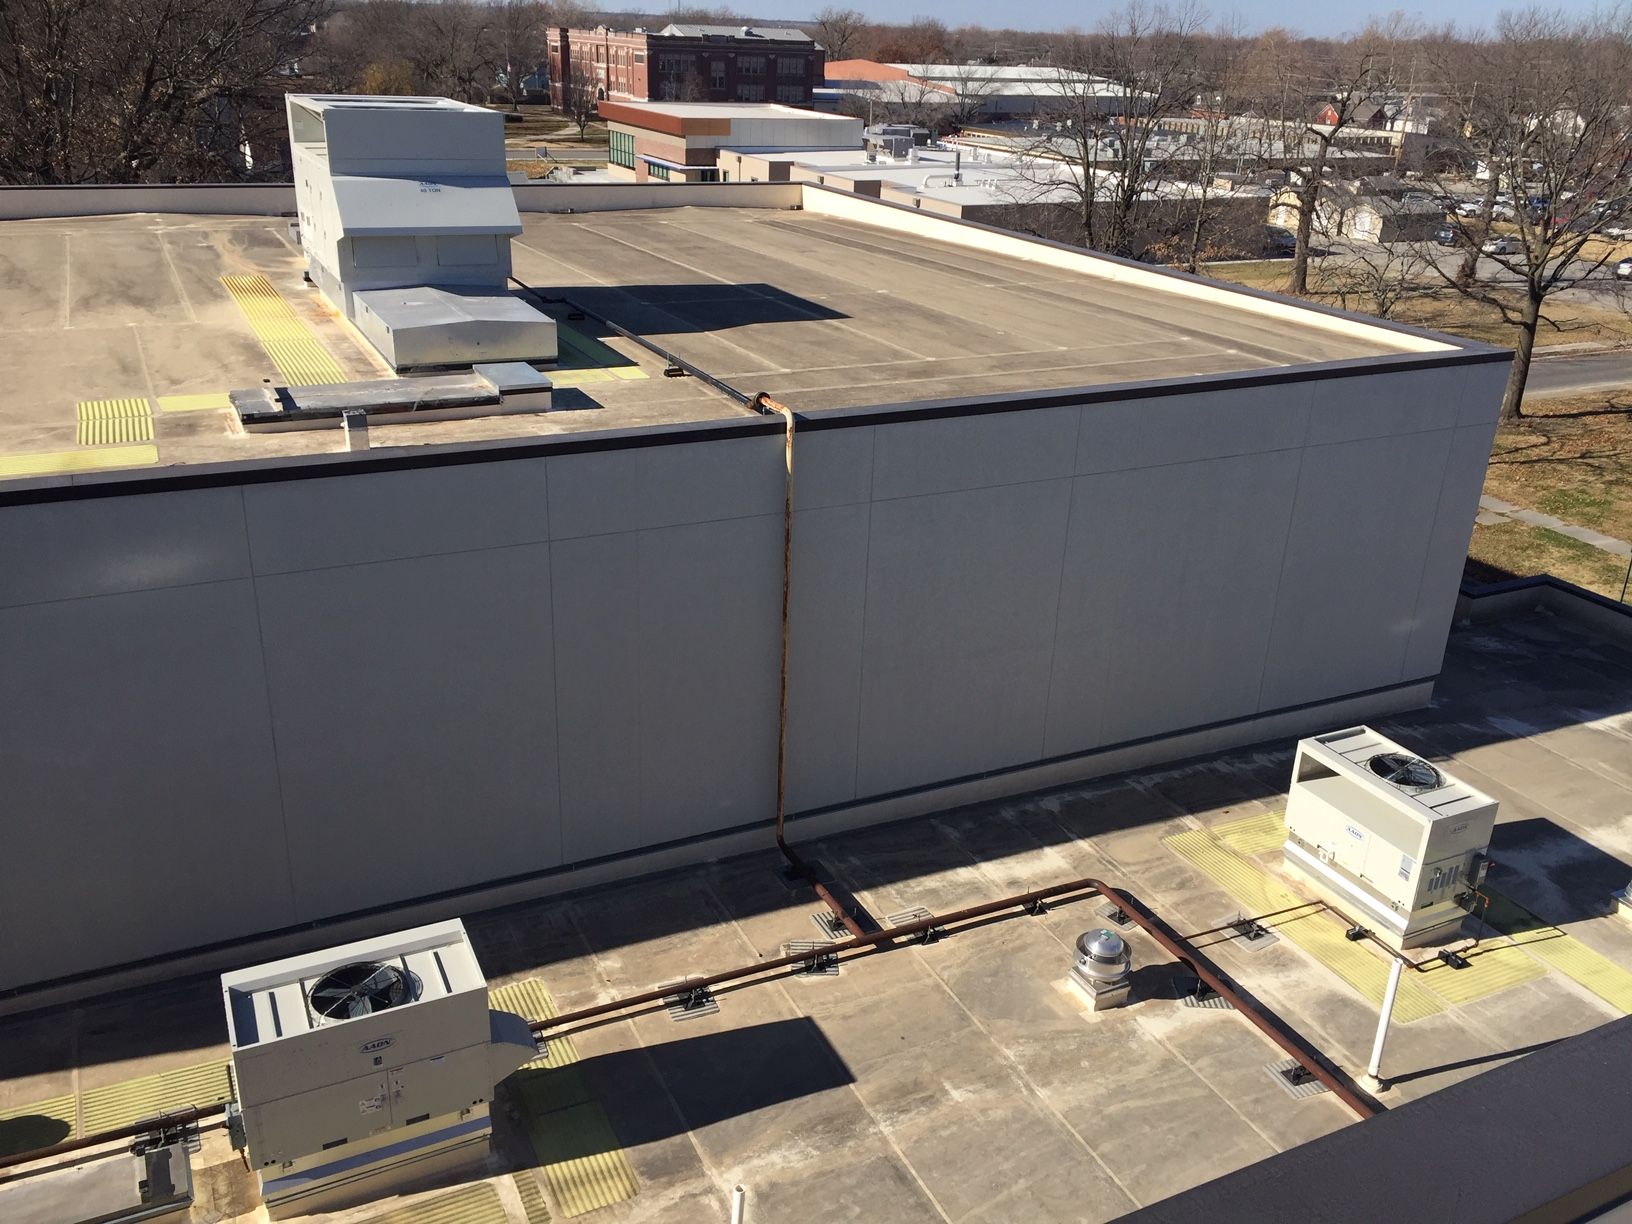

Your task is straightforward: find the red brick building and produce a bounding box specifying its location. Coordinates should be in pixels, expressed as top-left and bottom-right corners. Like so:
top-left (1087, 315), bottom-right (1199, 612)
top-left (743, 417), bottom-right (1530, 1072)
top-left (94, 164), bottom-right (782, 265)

top-left (548, 24), bottom-right (824, 110)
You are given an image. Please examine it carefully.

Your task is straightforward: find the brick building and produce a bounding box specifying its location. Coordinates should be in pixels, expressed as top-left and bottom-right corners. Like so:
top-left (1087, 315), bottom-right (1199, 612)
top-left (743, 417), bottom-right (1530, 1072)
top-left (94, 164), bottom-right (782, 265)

top-left (548, 24), bottom-right (824, 110)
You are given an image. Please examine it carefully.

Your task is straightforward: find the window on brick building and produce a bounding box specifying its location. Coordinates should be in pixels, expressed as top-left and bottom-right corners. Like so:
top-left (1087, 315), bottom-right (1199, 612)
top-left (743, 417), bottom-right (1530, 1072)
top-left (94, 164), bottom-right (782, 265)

top-left (739, 56), bottom-right (765, 77)
top-left (737, 83), bottom-right (764, 101)
top-left (709, 60), bottom-right (725, 88)
top-left (777, 56), bottom-right (802, 76)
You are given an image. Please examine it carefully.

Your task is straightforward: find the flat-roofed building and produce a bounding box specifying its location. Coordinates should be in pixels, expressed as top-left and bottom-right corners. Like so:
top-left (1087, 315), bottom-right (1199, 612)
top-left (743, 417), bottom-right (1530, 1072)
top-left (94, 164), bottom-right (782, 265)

top-left (0, 170), bottom-right (1507, 1002)
top-left (600, 100), bottom-right (862, 183)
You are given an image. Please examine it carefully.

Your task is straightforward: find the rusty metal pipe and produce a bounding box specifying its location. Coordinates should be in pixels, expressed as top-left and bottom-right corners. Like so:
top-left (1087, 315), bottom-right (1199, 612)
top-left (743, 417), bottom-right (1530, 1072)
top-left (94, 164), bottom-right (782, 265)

top-left (531, 875), bottom-right (1382, 1120)
top-left (0, 1103), bottom-right (225, 1175)
top-left (758, 392), bottom-right (867, 941)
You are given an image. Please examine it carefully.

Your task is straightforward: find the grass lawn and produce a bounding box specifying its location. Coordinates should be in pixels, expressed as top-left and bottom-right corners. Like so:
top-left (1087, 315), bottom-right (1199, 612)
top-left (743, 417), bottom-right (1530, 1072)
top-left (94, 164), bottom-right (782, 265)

top-left (1468, 391), bottom-right (1632, 599)
top-left (1200, 261), bottom-right (1632, 351)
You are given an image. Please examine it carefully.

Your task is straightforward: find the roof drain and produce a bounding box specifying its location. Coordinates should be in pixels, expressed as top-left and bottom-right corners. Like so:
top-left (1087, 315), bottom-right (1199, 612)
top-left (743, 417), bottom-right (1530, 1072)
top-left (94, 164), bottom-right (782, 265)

top-left (759, 392), bottom-right (871, 941)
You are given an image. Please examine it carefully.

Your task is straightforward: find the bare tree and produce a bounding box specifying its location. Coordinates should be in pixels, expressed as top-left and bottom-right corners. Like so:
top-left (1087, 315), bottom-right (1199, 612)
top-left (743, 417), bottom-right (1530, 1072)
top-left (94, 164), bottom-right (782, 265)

top-left (811, 7), bottom-right (867, 61)
top-left (561, 57), bottom-right (598, 139)
top-left (1424, 8), bottom-right (1632, 422)
top-left (1273, 27), bottom-right (1408, 294)
top-left (1313, 228), bottom-right (1431, 318)
top-left (0, 0), bottom-right (327, 183)
top-left (1011, 1), bottom-right (1208, 259)
top-left (494, 0), bottom-right (549, 110)
top-left (875, 16), bottom-right (951, 64)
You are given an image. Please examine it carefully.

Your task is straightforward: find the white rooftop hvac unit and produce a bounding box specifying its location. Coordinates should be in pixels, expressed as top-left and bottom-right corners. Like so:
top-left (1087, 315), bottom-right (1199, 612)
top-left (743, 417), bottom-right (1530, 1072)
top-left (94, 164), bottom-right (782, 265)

top-left (221, 919), bottom-right (537, 1218)
top-left (1282, 727), bottom-right (1496, 949)
top-left (286, 94), bottom-right (557, 373)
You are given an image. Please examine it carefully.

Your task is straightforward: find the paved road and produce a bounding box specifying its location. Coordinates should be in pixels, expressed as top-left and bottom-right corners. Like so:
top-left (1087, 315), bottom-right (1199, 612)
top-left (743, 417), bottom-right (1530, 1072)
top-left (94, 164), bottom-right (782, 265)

top-left (1527, 351), bottom-right (1632, 398)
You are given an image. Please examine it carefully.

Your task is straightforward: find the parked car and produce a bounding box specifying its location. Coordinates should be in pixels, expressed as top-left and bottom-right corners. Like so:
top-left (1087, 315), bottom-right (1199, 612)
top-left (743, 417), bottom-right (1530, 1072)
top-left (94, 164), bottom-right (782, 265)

top-left (1454, 199), bottom-right (1484, 217)
top-left (1262, 225), bottom-right (1297, 257)
top-left (1482, 235), bottom-right (1523, 255)
top-left (1616, 257), bottom-right (1632, 281)
top-left (1434, 225), bottom-right (1460, 247)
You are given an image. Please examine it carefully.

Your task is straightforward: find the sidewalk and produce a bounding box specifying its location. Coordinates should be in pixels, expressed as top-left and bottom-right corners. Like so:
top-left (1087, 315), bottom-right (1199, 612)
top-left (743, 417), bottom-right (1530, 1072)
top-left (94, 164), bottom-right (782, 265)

top-left (1478, 495), bottom-right (1632, 558)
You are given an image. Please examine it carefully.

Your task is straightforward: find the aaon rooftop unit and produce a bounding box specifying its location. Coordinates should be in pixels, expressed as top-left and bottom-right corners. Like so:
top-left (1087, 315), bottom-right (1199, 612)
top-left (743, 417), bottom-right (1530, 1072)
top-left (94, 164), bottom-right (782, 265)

top-left (221, 919), bottom-right (537, 1218)
top-left (1282, 727), bottom-right (1495, 949)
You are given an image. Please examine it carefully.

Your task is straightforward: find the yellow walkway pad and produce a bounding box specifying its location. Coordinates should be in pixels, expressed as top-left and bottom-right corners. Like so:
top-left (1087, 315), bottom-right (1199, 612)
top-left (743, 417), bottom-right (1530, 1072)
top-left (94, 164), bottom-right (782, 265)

top-left (0, 444), bottom-right (157, 479)
top-left (362, 1183), bottom-right (506, 1224)
top-left (1483, 890), bottom-right (1632, 1014)
top-left (492, 978), bottom-right (638, 1218)
top-left (0, 1058), bottom-right (231, 1158)
top-left (76, 398), bottom-right (154, 446)
top-left (1212, 811), bottom-right (1288, 856)
top-left (220, 273), bottom-right (348, 387)
top-left (1167, 828), bottom-right (1446, 1022)
top-left (156, 392), bottom-right (233, 413)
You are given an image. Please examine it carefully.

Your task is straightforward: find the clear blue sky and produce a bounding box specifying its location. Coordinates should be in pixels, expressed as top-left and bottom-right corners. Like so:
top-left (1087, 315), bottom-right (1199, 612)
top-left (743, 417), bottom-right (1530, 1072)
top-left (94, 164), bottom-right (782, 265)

top-left (728, 1), bottom-right (1604, 39)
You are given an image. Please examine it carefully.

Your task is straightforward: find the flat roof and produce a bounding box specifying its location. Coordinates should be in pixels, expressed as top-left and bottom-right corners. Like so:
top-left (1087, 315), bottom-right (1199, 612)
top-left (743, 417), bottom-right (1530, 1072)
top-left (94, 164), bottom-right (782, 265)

top-left (607, 101), bottom-right (854, 121)
top-left (0, 198), bottom-right (1449, 483)
top-left (3, 604), bottom-right (1630, 1219)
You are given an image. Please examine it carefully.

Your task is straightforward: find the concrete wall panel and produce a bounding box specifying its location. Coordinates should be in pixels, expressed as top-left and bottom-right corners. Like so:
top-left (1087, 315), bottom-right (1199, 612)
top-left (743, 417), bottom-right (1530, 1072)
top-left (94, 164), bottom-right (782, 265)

top-left (870, 407), bottom-right (1078, 500)
top-left (791, 426), bottom-right (874, 510)
top-left (1304, 367), bottom-right (1466, 445)
top-left (255, 546), bottom-right (560, 918)
top-left (551, 533), bottom-right (645, 862)
top-left (0, 580), bottom-right (289, 984)
top-left (634, 515), bottom-right (782, 840)
top-left (1074, 382), bottom-right (1310, 475)
top-left (855, 478), bottom-right (1073, 796)
top-left (0, 488), bottom-right (250, 608)
top-left (243, 460), bottom-right (550, 574)
top-left (786, 503), bottom-right (871, 811)
top-left (1047, 449), bottom-right (1303, 755)
top-left (545, 434), bottom-right (782, 538)
top-left (1259, 428), bottom-right (1456, 710)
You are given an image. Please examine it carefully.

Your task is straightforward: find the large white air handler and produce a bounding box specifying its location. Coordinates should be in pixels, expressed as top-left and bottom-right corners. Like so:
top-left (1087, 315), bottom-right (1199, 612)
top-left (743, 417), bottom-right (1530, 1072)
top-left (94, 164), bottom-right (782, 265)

top-left (221, 919), bottom-right (537, 1217)
top-left (1282, 727), bottom-right (1496, 948)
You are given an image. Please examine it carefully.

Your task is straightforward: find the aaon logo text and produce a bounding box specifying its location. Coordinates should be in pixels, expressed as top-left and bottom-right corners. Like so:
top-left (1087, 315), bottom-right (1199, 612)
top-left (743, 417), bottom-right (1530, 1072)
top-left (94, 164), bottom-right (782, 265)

top-left (358, 1036), bottom-right (396, 1056)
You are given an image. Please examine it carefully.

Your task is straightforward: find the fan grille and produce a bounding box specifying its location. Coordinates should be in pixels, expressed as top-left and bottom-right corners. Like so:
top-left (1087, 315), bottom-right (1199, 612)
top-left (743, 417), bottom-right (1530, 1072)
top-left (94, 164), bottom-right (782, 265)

top-left (1366, 751), bottom-right (1444, 791)
top-left (307, 961), bottom-right (413, 1020)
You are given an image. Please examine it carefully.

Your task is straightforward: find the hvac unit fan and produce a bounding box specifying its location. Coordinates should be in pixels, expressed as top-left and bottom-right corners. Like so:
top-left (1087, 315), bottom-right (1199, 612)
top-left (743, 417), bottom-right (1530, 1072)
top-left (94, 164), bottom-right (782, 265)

top-left (1365, 751), bottom-right (1444, 791)
top-left (307, 961), bottom-right (415, 1021)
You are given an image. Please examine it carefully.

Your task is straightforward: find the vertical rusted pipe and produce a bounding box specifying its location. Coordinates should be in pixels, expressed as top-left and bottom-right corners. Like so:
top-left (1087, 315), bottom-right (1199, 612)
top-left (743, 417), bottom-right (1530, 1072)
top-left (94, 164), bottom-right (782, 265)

top-left (759, 393), bottom-right (866, 940)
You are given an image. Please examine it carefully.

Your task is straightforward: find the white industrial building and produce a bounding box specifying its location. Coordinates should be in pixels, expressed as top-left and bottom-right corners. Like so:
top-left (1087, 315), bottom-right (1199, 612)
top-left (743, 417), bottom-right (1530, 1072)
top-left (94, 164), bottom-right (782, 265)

top-left (0, 103), bottom-right (1509, 1005)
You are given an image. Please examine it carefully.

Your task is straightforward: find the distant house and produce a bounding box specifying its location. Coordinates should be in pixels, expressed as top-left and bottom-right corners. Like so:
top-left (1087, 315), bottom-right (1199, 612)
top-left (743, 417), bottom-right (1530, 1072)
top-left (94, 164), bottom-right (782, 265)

top-left (1270, 178), bottom-right (1443, 244)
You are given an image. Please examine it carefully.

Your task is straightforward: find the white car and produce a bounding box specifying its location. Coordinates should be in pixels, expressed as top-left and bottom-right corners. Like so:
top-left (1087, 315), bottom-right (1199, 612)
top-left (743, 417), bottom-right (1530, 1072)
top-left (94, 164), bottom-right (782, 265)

top-left (1616, 257), bottom-right (1632, 281)
top-left (1482, 236), bottom-right (1523, 256)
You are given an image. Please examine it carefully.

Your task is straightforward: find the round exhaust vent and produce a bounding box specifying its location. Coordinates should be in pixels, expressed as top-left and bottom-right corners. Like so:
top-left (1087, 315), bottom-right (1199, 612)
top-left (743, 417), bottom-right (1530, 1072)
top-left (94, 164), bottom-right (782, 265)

top-left (308, 962), bottom-right (415, 1021)
top-left (1366, 752), bottom-right (1444, 791)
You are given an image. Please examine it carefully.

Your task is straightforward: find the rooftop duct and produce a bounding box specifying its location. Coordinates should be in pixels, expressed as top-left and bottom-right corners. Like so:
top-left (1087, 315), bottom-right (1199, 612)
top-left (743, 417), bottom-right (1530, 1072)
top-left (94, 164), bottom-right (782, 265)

top-left (285, 94), bottom-right (557, 374)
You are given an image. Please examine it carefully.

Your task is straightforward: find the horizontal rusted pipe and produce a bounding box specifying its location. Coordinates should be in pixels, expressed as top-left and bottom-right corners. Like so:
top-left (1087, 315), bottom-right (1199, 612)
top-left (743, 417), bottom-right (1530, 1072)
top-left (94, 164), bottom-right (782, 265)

top-left (0, 1103), bottom-right (224, 1175)
top-left (531, 875), bottom-right (1381, 1120)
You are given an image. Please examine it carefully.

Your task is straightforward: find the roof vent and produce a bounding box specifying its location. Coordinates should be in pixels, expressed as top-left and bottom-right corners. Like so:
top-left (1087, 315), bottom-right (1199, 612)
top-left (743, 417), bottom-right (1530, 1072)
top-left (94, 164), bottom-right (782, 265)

top-left (1365, 751), bottom-right (1444, 791)
top-left (306, 961), bottom-right (415, 1021)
